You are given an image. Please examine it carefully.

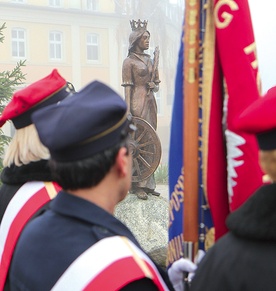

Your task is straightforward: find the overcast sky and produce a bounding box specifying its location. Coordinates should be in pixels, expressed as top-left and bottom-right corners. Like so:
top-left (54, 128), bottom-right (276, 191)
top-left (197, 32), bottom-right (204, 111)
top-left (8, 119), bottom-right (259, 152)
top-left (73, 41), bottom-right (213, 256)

top-left (249, 0), bottom-right (276, 93)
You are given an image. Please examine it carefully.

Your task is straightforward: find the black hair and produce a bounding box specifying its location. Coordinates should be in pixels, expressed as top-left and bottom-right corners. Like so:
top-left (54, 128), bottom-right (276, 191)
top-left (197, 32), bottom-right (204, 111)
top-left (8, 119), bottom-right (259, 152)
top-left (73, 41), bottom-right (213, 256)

top-left (49, 138), bottom-right (129, 190)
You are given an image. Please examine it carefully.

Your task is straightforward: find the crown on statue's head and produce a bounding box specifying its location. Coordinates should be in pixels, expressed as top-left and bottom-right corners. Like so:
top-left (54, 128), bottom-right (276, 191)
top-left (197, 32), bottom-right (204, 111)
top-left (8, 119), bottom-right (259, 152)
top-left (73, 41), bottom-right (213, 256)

top-left (130, 19), bottom-right (148, 31)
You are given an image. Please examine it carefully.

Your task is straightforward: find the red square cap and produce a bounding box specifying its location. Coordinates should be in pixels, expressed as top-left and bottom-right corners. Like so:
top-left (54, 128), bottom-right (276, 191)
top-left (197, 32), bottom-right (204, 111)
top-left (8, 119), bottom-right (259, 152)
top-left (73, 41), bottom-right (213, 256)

top-left (237, 86), bottom-right (276, 150)
top-left (32, 80), bottom-right (135, 162)
top-left (0, 69), bottom-right (69, 129)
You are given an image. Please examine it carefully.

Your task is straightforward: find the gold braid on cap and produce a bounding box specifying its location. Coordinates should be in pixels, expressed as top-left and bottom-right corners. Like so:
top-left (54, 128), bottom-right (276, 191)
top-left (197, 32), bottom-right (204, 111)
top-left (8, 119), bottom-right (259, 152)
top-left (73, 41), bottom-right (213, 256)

top-left (80, 112), bottom-right (128, 145)
top-left (130, 19), bottom-right (148, 31)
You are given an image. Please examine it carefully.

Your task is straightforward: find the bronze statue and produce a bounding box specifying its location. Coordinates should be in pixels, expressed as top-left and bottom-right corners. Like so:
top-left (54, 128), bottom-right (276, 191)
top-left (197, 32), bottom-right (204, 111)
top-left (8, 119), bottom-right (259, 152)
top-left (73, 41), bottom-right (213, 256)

top-left (122, 19), bottom-right (161, 200)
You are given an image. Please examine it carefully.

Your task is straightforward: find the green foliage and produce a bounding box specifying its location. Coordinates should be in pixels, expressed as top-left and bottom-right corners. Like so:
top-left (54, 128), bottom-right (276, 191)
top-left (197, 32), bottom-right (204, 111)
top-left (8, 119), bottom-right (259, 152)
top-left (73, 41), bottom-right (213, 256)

top-left (0, 22), bottom-right (6, 43)
top-left (155, 163), bottom-right (168, 184)
top-left (0, 22), bottom-right (26, 172)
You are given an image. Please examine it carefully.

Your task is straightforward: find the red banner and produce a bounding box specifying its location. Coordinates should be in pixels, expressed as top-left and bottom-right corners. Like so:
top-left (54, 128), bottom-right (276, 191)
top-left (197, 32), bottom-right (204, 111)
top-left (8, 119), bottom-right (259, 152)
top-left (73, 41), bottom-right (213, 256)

top-left (202, 0), bottom-right (263, 240)
top-left (215, 0), bottom-right (263, 211)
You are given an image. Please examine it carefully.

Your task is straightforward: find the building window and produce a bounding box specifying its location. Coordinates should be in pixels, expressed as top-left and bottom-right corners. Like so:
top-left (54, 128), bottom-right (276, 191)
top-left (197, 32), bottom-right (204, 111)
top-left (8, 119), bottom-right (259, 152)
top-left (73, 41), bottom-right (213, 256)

top-left (117, 0), bottom-right (138, 15)
top-left (86, 0), bottom-right (99, 11)
top-left (49, 31), bottom-right (62, 60)
top-left (87, 33), bottom-right (99, 62)
top-left (49, 0), bottom-right (61, 7)
top-left (12, 28), bottom-right (26, 58)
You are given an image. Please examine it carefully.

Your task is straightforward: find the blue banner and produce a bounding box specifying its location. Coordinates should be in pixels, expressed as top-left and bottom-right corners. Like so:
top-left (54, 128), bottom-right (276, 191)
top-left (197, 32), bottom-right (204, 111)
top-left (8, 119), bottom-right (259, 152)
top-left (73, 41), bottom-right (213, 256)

top-left (167, 33), bottom-right (184, 267)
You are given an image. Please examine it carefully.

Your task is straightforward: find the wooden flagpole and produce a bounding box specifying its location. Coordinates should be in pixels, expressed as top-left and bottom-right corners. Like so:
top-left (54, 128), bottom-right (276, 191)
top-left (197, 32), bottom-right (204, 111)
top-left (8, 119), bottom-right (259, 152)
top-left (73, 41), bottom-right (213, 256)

top-left (183, 0), bottom-right (200, 261)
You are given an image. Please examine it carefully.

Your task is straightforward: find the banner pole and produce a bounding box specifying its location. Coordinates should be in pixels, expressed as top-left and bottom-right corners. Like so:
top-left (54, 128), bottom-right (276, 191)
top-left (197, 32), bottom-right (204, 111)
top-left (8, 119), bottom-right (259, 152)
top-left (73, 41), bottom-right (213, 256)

top-left (183, 0), bottom-right (201, 261)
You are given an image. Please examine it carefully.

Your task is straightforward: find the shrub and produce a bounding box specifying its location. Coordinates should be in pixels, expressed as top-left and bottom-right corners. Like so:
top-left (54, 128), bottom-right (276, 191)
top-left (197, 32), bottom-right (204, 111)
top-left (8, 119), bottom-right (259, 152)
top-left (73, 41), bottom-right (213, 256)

top-left (155, 163), bottom-right (168, 184)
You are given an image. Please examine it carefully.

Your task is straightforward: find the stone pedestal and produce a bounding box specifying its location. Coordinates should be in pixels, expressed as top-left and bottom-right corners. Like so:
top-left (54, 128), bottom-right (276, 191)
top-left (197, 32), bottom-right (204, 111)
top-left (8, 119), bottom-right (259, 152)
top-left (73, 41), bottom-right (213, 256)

top-left (114, 192), bottom-right (169, 267)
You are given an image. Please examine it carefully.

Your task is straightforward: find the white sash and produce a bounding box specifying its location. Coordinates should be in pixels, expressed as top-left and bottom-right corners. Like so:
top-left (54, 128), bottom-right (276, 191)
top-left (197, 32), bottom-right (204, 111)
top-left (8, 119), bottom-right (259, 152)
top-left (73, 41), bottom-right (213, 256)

top-left (0, 181), bottom-right (58, 289)
top-left (51, 236), bottom-right (168, 291)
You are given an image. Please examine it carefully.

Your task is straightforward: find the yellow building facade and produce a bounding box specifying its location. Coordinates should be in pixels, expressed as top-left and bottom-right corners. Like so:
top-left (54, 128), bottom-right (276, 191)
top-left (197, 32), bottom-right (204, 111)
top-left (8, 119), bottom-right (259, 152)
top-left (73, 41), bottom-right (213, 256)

top-left (0, 0), bottom-right (184, 163)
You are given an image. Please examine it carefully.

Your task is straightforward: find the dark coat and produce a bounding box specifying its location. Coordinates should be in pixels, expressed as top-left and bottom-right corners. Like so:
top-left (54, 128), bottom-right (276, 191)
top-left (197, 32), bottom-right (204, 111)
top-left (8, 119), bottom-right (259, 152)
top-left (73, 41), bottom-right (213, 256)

top-left (0, 160), bottom-right (53, 224)
top-left (9, 191), bottom-right (173, 291)
top-left (0, 160), bottom-right (55, 291)
top-left (191, 183), bottom-right (276, 291)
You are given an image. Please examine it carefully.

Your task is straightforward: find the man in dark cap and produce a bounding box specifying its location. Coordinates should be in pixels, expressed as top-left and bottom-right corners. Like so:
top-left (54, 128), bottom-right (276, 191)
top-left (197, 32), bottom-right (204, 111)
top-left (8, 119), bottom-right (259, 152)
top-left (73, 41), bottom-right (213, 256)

top-left (8, 80), bottom-right (191, 290)
top-left (0, 69), bottom-right (73, 289)
top-left (190, 86), bottom-right (276, 291)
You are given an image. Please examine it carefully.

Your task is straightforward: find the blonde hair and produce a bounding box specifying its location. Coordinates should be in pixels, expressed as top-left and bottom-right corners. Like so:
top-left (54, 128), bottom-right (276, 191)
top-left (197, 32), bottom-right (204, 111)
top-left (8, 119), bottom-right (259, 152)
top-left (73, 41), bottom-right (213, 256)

top-left (259, 149), bottom-right (276, 182)
top-left (3, 124), bottom-right (50, 167)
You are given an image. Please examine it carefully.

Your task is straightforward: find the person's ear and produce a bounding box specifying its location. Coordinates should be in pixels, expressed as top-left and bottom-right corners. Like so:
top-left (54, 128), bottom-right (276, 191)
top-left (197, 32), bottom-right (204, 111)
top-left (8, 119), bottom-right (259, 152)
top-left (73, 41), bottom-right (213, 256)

top-left (115, 147), bottom-right (128, 177)
top-left (259, 150), bottom-right (276, 182)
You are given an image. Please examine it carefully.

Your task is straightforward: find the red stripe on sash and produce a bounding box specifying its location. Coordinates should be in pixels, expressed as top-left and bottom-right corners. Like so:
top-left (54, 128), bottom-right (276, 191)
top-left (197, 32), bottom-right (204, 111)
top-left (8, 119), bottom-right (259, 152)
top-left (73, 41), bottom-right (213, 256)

top-left (0, 183), bottom-right (60, 290)
top-left (145, 261), bottom-right (167, 291)
top-left (83, 257), bottom-right (166, 291)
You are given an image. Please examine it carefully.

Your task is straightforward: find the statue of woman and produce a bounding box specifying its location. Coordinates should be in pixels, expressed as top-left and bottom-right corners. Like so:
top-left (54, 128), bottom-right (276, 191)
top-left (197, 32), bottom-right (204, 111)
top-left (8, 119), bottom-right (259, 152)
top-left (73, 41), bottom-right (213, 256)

top-left (122, 20), bottom-right (161, 200)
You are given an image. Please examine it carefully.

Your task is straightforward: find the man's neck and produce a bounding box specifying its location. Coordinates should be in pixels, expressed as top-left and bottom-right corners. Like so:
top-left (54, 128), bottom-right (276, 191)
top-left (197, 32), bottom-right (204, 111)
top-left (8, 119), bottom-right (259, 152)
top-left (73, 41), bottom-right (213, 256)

top-left (67, 176), bottom-right (119, 214)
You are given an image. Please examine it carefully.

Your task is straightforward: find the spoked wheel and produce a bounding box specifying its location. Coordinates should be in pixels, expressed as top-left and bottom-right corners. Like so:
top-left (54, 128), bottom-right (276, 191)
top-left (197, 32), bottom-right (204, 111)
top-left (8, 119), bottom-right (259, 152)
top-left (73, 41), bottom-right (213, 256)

top-left (129, 117), bottom-right (162, 182)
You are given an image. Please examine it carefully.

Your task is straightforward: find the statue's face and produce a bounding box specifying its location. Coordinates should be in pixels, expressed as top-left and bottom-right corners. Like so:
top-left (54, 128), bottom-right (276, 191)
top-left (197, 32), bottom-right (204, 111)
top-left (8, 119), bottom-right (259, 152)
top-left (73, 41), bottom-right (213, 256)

top-left (137, 31), bottom-right (150, 51)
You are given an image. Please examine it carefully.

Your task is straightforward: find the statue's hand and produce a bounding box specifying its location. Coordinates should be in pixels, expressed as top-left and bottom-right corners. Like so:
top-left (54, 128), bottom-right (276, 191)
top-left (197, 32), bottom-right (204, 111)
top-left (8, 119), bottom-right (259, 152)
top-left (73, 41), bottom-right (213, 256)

top-left (146, 82), bottom-right (159, 95)
top-left (147, 82), bottom-right (156, 90)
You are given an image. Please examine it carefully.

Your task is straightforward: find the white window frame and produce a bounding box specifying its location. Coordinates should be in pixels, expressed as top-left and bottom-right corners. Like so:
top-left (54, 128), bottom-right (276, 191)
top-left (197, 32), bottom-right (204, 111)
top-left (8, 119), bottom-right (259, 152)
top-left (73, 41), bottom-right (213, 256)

top-left (86, 33), bottom-right (100, 62)
top-left (11, 0), bottom-right (25, 3)
top-left (49, 31), bottom-right (63, 61)
top-left (86, 0), bottom-right (99, 11)
top-left (11, 28), bottom-right (26, 58)
top-left (49, 0), bottom-right (61, 7)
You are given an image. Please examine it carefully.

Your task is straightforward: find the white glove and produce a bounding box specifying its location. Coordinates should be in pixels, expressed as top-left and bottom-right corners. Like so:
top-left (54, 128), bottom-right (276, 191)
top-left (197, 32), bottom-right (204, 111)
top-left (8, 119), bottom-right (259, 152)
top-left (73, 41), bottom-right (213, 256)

top-left (168, 258), bottom-right (197, 291)
top-left (187, 250), bottom-right (205, 282)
